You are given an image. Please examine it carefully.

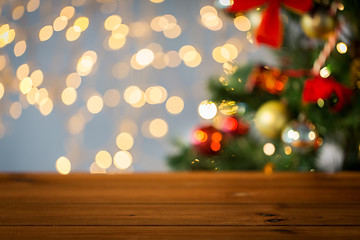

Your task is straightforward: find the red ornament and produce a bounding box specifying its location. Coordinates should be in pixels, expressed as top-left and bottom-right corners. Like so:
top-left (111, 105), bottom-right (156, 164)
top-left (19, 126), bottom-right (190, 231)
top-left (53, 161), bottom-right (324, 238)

top-left (246, 66), bottom-right (288, 94)
top-left (302, 75), bottom-right (353, 112)
top-left (227, 0), bottom-right (312, 48)
top-left (221, 117), bottom-right (249, 136)
top-left (192, 126), bottom-right (224, 155)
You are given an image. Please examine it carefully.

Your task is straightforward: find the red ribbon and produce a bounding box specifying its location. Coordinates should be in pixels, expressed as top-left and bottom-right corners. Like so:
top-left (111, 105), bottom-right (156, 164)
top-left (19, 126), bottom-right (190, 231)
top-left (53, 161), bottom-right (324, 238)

top-left (228, 0), bottom-right (312, 48)
top-left (302, 76), bottom-right (353, 112)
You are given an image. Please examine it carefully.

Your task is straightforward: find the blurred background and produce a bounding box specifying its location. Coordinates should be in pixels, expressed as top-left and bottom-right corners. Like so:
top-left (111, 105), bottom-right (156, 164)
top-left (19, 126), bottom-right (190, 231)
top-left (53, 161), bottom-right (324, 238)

top-left (0, 0), bottom-right (266, 173)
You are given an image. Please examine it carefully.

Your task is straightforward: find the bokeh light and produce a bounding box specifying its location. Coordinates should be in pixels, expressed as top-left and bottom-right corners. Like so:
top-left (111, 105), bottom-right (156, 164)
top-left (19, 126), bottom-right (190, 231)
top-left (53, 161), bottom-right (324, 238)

top-left (166, 96), bottom-right (184, 114)
top-left (66, 26), bottom-right (81, 41)
top-left (90, 162), bottom-right (107, 174)
top-left (135, 48), bottom-right (155, 66)
top-left (19, 77), bottom-right (33, 94)
top-left (0, 83), bottom-right (4, 100)
top-left (284, 146), bottom-right (292, 155)
top-left (0, 55), bottom-right (6, 70)
top-left (60, 6), bottom-right (75, 19)
top-left (149, 118), bottom-right (168, 138)
top-left (27, 0), bottom-right (40, 12)
top-left (14, 41), bottom-right (26, 57)
top-left (10, 102), bottom-right (22, 119)
top-left (0, 24), bottom-right (15, 47)
top-left (145, 86), bottom-right (167, 104)
top-left (66, 72), bottom-right (81, 89)
top-left (74, 17), bottom-right (89, 32)
top-left (166, 51), bottom-right (181, 67)
top-left (87, 95), bottom-right (104, 114)
top-left (320, 67), bottom-right (330, 78)
top-left (200, 6), bottom-right (222, 31)
top-left (129, 21), bottom-right (150, 38)
top-left (30, 70), bottom-right (43, 87)
top-left (104, 89), bottom-right (121, 107)
top-left (56, 156), bottom-right (71, 175)
top-left (234, 15), bottom-right (251, 32)
top-left (39, 25), bottom-right (53, 41)
top-left (198, 100), bottom-right (217, 120)
top-left (113, 150), bottom-right (133, 170)
top-left (68, 113), bottom-right (85, 135)
top-left (112, 62), bottom-right (130, 79)
top-left (104, 15), bottom-right (122, 31)
top-left (119, 119), bottom-right (138, 137)
top-left (12, 6), bottom-right (25, 20)
top-left (61, 87), bottom-right (77, 105)
top-left (116, 132), bottom-right (134, 150)
top-left (16, 63), bottom-right (30, 80)
top-left (38, 98), bottom-right (53, 116)
top-left (124, 86), bottom-right (143, 105)
top-left (53, 16), bottom-right (68, 31)
top-left (336, 42), bottom-right (347, 54)
top-left (95, 150), bottom-right (112, 169)
top-left (263, 143), bottom-right (275, 156)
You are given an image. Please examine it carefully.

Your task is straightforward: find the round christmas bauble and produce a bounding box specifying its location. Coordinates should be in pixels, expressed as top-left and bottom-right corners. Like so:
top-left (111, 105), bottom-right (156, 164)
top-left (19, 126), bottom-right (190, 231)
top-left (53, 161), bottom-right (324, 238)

top-left (281, 120), bottom-right (318, 152)
top-left (315, 141), bottom-right (344, 172)
top-left (192, 125), bottom-right (224, 155)
top-left (254, 100), bottom-right (289, 138)
top-left (221, 116), bottom-right (249, 136)
top-left (249, 66), bottom-right (288, 94)
top-left (300, 10), bottom-right (336, 39)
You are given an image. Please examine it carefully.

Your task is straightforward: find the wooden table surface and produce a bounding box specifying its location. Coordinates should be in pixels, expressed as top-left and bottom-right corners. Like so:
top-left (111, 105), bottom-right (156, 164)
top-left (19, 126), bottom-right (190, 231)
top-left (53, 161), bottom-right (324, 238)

top-left (0, 172), bottom-right (360, 239)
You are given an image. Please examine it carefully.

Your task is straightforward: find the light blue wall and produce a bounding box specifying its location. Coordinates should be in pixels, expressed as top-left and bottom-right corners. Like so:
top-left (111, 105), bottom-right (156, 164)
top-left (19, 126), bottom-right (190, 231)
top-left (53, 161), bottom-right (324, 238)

top-left (0, 0), bottom-right (264, 172)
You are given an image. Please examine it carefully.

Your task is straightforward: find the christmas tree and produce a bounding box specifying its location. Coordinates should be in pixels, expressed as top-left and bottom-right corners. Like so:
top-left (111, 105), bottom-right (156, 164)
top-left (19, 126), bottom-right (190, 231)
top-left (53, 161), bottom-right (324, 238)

top-left (168, 0), bottom-right (360, 172)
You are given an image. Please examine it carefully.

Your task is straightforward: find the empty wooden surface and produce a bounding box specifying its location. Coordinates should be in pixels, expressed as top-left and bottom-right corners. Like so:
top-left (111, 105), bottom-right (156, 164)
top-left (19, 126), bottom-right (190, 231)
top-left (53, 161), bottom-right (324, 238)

top-left (0, 172), bottom-right (359, 239)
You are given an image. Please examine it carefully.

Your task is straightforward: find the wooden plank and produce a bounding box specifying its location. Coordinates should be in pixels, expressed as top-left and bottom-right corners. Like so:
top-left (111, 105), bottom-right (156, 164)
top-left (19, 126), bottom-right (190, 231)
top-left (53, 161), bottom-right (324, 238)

top-left (1, 203), bottom-right (359, 226)
top-left (1, 173), bottom-right (360, 204)
top-left (1, 226), bottom-right (360, 240)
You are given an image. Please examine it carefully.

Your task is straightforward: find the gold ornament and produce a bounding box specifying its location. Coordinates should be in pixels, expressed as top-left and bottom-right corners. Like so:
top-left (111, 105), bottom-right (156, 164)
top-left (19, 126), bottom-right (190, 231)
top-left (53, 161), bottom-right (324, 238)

top-left (300, 11), bottom-right (336, 39)
top-left (254, 100), bottom-right (289, 138)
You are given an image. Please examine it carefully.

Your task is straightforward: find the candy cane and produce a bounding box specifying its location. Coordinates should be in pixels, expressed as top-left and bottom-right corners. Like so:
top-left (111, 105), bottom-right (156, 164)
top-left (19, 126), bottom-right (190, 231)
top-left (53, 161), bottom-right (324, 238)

top-left (312, 29), bottom-right (339, 75)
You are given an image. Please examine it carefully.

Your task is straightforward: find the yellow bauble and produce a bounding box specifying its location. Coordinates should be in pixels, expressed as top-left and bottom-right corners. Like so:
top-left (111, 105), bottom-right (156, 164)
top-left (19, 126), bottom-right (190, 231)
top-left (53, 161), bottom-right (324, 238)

top-left (300, 11), bottom-right (336, 39)
top-left (254, 100), bottom-right (289, 138)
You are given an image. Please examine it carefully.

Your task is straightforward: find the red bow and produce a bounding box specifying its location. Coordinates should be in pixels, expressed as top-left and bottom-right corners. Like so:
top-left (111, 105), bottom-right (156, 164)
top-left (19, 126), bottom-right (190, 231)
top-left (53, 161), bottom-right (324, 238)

top-left (302, 76), bottom-right (353, 112)
top-left (228, 0), bottom-right (312, 48)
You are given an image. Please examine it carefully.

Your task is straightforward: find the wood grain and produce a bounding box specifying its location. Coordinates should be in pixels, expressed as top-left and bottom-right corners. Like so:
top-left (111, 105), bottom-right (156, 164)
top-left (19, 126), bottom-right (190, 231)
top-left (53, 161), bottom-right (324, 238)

top-left (0, 172), bottom-right (359, 239)
top-left (1, 226), bottom-right (360, 240)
